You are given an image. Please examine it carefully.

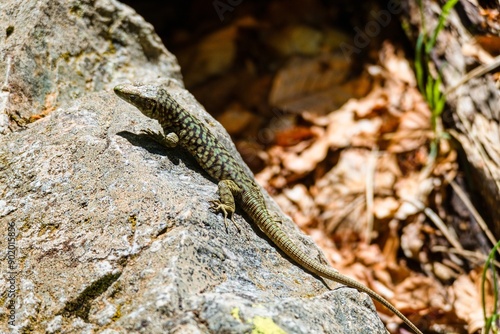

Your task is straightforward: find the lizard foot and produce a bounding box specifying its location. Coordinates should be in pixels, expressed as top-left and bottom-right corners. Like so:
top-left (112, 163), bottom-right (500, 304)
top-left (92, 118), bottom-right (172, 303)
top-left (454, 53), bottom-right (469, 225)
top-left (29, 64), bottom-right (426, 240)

top-left (210, 200), bottom-right (241, 233)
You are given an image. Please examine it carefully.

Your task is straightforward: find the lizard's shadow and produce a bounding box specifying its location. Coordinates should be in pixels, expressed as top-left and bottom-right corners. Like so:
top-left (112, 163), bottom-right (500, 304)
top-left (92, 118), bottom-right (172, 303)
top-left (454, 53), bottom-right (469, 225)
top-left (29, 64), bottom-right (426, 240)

top-left (116, 130), bottom-right (208, 177)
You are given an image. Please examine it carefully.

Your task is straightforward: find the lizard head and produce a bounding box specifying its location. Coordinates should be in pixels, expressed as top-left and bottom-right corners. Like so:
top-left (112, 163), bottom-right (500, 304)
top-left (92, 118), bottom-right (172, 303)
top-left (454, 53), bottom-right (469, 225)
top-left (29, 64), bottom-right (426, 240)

top-left (114, 83), bottom-right (160, 119)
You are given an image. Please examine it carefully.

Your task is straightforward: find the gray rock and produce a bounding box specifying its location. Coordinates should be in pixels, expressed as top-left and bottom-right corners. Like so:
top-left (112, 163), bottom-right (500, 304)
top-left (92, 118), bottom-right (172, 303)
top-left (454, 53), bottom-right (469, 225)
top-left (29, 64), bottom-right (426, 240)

top-left (0, 0), bottom-right (387, 333)
top-left (0, 0), bottom-right (181, 133)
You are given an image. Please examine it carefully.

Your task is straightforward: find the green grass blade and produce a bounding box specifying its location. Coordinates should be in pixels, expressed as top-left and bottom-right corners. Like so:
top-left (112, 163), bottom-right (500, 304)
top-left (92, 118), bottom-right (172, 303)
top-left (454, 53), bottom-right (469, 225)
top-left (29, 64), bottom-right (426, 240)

top-left (426, 79), bottom-right (434, 109)
top-left (427, 0), bottom-right (459, 54)
top-left (482, 240), bottom-right (500, 333)
top-left (415, 33), bottom-right (426, 93)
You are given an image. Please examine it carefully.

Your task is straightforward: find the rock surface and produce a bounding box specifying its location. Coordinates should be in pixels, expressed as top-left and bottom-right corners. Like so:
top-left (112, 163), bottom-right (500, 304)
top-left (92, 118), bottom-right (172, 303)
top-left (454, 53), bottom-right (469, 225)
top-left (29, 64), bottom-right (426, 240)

top-left (0, 0), bottom-right (181, 133)
top-left (0, 0), bottom-right (387, 333)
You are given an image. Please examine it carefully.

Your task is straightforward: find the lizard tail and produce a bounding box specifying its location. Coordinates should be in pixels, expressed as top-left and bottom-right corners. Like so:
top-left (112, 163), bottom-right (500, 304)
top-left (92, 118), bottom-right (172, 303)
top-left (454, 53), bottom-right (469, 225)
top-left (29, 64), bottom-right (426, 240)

top-left (256, 214), bottom-right (423, 334)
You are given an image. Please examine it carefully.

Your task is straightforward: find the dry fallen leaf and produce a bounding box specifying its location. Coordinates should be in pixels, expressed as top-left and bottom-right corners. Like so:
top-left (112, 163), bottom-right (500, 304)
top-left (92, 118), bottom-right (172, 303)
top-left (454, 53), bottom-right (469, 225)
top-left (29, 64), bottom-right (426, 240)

top-left (269, 53), bottom-right (356, 112)
top-left (281, 128), bottom-right (330, 174)
top-left (275, 126), bottom-right (315, 147)
top-left (177, 26), bottom-right (238, 86)
top-left (373, 197), bottom-right (400, 219)
top-left (217, 103), bottom-right (256, 134)
top-left (452, 268), bottom-right (496, 333)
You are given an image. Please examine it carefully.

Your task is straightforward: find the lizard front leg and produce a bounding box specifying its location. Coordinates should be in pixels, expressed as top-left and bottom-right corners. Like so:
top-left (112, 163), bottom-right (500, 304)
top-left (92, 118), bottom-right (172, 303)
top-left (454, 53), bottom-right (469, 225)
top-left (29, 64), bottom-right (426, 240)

top-left (142, 129), bottom-right (180, 148)
top-left (210, 180), bottom-right (242, 232)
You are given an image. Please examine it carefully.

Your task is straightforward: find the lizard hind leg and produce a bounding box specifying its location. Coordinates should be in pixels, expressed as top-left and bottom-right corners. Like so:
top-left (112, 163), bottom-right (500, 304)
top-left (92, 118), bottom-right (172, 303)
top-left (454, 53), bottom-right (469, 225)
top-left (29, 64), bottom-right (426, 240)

top-left (210, 180), bottom-right (243, 233)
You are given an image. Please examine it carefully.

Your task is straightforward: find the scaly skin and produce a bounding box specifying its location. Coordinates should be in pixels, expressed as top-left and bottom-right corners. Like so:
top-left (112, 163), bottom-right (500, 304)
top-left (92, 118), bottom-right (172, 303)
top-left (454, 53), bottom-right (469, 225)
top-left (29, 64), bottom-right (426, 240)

top-left (114, 82), bottom-right (423, 334)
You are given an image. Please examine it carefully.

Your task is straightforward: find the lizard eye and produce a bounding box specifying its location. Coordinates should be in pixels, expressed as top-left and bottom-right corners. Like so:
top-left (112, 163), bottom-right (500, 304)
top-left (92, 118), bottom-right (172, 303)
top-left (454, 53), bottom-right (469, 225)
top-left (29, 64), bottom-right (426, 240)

top-left (124, 94), bottom-right (136, 104)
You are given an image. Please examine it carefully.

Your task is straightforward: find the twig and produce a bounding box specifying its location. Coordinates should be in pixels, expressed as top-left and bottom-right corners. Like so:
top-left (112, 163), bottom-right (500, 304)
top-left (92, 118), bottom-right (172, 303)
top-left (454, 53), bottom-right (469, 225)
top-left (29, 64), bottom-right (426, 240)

top-left (432, 245), bottom-right (500, 269)
top-left (445, 54), bottom-right (500, 95)
top-left (450, 180), bottom-right (499, 256)
top-left (365, 147), bottom-right (378, 243)
top-left (406, 199), bottom-right (464, 251)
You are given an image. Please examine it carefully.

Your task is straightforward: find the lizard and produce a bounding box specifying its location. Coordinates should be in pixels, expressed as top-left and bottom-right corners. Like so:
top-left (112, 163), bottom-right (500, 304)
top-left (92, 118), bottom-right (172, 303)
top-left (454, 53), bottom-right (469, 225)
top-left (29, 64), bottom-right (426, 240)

top-left (114, 82), bottom-right (423, 334)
